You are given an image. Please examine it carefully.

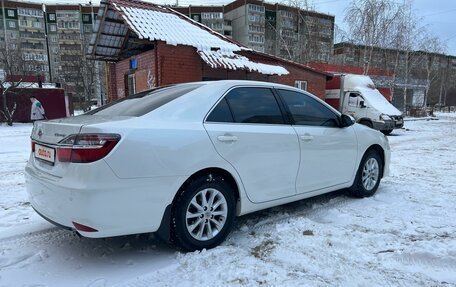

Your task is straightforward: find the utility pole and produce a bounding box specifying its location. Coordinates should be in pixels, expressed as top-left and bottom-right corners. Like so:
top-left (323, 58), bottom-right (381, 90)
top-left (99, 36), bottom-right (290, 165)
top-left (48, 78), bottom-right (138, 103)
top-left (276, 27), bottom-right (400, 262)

top-left (42, 4), bottom-right (53, 82)
top-left (2, 0), bottom-right (8, 53)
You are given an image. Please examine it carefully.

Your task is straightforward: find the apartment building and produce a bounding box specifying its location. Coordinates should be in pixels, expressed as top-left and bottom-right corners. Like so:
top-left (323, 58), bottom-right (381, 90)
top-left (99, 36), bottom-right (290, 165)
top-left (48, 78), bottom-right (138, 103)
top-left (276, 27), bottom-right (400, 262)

top-left (1, 2), bottom-right (49, 77)
top-left (173, 6), bottom-right (232, 38)
top-left (1, 1), bottom-right (102, 107)
top-left (174, 0), bottom-right (335, 64)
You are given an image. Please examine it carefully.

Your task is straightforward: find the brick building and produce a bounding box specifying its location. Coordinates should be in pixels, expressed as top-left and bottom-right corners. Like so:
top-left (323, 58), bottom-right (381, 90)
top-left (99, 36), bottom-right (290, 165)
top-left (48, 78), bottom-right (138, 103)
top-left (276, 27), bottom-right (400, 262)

top-left (89, 0), bottom-right (330, 102)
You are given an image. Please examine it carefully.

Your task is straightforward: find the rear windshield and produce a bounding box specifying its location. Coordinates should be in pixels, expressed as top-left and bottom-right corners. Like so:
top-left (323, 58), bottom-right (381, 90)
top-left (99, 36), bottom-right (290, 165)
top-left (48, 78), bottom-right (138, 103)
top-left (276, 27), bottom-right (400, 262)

top-left (86, 84), bottom-right (203, 117)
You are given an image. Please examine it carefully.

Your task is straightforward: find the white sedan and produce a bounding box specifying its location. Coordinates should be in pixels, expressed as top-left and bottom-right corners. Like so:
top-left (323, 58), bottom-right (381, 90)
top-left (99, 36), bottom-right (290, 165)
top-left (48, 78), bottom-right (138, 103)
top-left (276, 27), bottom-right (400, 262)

top-left (25, 80), bottom-right (390, 251)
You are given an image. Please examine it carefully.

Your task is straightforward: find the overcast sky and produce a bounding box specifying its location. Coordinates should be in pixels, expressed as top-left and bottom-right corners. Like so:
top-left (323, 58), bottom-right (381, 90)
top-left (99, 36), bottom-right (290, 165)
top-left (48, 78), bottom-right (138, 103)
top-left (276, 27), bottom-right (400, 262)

top-left (24, 0), bottom-right (456, 55)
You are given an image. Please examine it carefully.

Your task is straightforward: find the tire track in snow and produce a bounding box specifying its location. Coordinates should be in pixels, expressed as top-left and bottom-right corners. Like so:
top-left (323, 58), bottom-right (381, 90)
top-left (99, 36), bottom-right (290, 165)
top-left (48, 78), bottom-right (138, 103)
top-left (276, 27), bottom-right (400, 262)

top-left (233, 191), bottom-right (350, 234)
top-left (395, 252), bottom-right (456, 271)
top-left (0, 226), bottom-right (64, 247)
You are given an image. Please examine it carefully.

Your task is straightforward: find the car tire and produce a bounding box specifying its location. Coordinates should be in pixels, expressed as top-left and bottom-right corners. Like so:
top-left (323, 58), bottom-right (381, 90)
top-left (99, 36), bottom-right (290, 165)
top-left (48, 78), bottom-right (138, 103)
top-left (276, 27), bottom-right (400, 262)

top-left (359, 120), bottom-right (373, 129)
top-left (172, 175), bottom-right (236, 251)
top-left (347, 150), bottom-right (383, 198)
top-left (381, 129), bottom-right (393, 135)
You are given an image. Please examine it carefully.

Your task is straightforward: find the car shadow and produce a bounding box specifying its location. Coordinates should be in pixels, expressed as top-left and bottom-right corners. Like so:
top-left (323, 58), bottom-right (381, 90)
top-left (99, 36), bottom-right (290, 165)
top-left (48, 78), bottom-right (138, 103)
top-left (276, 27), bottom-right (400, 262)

top-left (232, 189), bottom-right (347, 230)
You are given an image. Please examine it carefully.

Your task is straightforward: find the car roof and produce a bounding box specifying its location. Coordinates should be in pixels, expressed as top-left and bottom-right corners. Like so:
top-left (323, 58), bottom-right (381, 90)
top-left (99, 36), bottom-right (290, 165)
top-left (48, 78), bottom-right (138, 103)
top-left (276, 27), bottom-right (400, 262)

top-left (176, 80), bottom-right (301, 91)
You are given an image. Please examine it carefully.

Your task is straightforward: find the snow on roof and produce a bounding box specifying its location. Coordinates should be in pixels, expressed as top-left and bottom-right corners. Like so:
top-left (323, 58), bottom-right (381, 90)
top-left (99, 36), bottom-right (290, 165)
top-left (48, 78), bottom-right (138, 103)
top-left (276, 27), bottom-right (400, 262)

top-left (105, 0), bottom-right (288, 76)
top-left (2, 82), bottom-right (58, 89)
top-left (199, 50), bottom-right (289, 76)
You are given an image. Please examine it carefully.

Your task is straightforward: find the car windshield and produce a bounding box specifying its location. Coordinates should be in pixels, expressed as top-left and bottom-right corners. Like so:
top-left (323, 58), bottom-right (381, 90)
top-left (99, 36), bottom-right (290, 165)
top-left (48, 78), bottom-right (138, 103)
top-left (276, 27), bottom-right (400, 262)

top-left (86, 84), bottom-right (203, 117)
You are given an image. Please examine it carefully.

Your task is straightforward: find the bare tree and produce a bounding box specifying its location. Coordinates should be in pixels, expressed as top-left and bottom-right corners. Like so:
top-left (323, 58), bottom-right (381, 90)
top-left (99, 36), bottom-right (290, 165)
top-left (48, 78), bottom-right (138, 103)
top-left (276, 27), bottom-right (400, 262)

top-left (388, 1), bottom-right (427, 111)
top-left (417, 34), bottom-right (447, 107)
top-left (59, 33), bottom-right (99, 111)
top-left (345, 0), bottom-right (402, 74)
top-left (287, 0), bottom-right (326, 64)
top-left (0, 40), bottom-right (39, 126)
top-left (77, 40), bottom-right (98, 111)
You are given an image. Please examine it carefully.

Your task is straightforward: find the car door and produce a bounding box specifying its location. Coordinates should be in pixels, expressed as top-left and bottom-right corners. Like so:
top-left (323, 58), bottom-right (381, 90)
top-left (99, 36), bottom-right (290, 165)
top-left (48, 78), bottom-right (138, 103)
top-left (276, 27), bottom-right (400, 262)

top-left (276, 89), bottom-right (358, 193)
top-left (204, 87), bottom-right (300, 203)
top-left (344, 92), bottom-right (367, 119)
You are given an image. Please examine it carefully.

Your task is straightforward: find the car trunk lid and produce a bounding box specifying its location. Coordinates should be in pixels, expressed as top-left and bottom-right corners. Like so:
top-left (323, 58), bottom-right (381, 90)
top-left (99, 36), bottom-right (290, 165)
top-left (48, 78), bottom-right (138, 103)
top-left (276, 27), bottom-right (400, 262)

top-left (31, 115), bottom-right (131, 178)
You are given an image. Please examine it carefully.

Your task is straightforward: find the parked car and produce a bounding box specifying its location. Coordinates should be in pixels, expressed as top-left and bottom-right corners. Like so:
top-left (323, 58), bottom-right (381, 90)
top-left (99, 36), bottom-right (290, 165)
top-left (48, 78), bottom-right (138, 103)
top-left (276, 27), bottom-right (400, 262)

top-left (25, 80), bottom-right (390, 251)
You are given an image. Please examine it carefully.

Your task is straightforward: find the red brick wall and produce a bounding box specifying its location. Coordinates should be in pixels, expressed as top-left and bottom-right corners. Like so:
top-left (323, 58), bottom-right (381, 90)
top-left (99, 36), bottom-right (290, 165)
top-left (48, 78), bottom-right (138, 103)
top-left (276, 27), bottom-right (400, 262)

top-left (108, 41), bottom-right (327, 101)
top-left (157, 42), bottom-right (202, 86)
top-left (276, 64), bottom-right (327, 99)
top-left (107, 63), bottom-right (117, 102)
top-left (110, 42), bottom-right (203, 100)
top-left (111, 49), bottom-right (156, 100)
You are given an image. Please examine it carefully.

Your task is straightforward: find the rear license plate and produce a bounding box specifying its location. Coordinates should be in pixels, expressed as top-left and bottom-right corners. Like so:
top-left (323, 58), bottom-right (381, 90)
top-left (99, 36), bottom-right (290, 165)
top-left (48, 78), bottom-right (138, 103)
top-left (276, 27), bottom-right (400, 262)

top-left (35, 144), bottom-right (55, 165)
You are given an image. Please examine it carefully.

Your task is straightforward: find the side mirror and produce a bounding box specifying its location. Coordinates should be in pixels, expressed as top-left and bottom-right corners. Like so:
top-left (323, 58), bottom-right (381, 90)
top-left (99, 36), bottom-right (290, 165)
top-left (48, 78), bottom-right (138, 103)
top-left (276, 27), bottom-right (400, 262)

top-left (359, 100), bottom-right (366, 108)
top-left (340, 114), bottom-right (355, 128)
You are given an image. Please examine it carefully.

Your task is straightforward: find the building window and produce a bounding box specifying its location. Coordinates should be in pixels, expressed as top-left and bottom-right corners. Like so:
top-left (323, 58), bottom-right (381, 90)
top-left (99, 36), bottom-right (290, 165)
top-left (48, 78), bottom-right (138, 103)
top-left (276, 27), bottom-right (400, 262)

top-left (248, 4), bottom-right (265, 13)
top-left (201, 12), bottom-right (222, 19)
top-left (33, 21), bottom-right (42, 29)
top-left (83, 24), bottom-right (93, 33)
top-left (127, 74), bottom-right (136, 96)
top-left (7, 9), bottom-right (15, 17)
top-left (192, 14), bottom-right (200, 22)
top-left (49, 24), bottom-right (57, 32)
top-left (8, 21), bottom-right (16, 28)
top-left (249, 34), bottom-right (264, 43)
top-left (58, 20), bottom-right (80, 29)
top-left (249, 14), bottom-right (261, 22)
top-left (83, 14), bottom-right (91, 22)
top-left (49, 13), bottom-right (56, 21)
top-left (50, 35), bottom-right (58, 42)
top-left (18, 8), bottom-right (43, 17)
top-left (294, 80), bottom-right (307, 91)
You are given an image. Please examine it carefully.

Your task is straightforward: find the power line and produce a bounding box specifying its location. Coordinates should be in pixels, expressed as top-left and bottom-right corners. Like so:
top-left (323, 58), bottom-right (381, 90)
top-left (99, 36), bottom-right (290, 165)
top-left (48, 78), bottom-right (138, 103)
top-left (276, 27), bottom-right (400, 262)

top-left (421, 8), bottom-right (456, 18)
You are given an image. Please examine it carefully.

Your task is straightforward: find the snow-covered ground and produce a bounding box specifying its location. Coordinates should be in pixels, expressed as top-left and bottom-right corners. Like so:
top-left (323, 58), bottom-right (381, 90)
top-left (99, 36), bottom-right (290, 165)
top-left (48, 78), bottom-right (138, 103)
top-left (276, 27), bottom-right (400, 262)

top-left (0, 114), bottom-right (455, 287)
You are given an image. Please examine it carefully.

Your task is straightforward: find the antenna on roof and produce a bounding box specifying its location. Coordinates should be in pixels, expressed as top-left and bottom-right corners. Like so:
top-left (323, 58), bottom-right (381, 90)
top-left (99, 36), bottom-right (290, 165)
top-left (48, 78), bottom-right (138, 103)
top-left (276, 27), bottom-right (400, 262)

top-left (176, 0), bottom-right (179, 6)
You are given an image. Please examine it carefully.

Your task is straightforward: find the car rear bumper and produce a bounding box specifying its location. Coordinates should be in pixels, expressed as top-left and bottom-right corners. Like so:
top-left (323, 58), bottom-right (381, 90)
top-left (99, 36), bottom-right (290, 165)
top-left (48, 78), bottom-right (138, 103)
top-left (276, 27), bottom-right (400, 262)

top-left (25, 157), bottom-right (183, 238)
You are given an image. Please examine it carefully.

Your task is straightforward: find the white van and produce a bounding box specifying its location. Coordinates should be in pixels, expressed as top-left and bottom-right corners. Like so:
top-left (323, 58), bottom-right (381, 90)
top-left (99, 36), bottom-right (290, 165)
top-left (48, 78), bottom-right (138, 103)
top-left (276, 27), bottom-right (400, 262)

top-left (325, 74), bottom-right (403, 134)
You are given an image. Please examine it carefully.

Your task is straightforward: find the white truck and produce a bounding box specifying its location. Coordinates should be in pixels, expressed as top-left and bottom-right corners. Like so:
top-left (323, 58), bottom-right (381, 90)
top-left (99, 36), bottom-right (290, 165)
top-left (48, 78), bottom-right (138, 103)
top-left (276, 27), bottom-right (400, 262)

top-left (325, 74), bottom-right (403, 135)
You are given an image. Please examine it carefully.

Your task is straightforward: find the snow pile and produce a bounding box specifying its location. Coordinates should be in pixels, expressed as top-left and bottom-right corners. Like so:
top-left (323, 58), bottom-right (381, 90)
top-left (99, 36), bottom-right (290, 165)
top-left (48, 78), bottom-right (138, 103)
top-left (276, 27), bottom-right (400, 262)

top-left (198, 50), bottom-right (289, 76)
top-left (112, 3), bottom-right (288, 76)
top-left (1, 114), bottom-right (456, 286)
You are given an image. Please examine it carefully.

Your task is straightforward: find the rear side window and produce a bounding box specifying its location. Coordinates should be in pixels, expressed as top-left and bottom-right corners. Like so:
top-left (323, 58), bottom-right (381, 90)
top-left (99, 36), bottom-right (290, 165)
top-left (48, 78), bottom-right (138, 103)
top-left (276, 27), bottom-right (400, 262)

top-left (87, 84), bottom-right (202, 117)
top-left (215, 87), bottom-right (284, 124)
top-left (277, 89), bottom-right (339, 127)
top-left (206, 98), bottom-right (234, 122)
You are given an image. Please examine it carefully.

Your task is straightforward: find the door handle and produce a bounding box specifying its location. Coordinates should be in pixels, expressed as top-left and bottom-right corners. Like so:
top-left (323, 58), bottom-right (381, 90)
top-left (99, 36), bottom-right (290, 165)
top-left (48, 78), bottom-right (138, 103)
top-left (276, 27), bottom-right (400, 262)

top-left (217, 135), bottom-right (238, 142)
top-left (300, 135), bottom-right (314, 141)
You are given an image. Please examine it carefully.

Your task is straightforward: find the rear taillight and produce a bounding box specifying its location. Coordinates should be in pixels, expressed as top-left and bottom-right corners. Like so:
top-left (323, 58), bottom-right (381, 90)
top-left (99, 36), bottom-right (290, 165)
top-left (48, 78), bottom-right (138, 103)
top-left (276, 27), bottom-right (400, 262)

top-left (57, 134), bottom-right (120, 163)
top-left (31, 141), bottom-right (36, 152)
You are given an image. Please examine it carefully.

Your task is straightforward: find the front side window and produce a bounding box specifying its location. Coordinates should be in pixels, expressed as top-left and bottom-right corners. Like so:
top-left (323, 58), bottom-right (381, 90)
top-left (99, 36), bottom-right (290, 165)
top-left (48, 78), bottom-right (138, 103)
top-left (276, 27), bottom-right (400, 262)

top-left (224, 87), bottom-right (284, 124)
top-left (348, 93), bottom-right (361, 107)
top-left (277, 89), bottom-right (339, 127)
